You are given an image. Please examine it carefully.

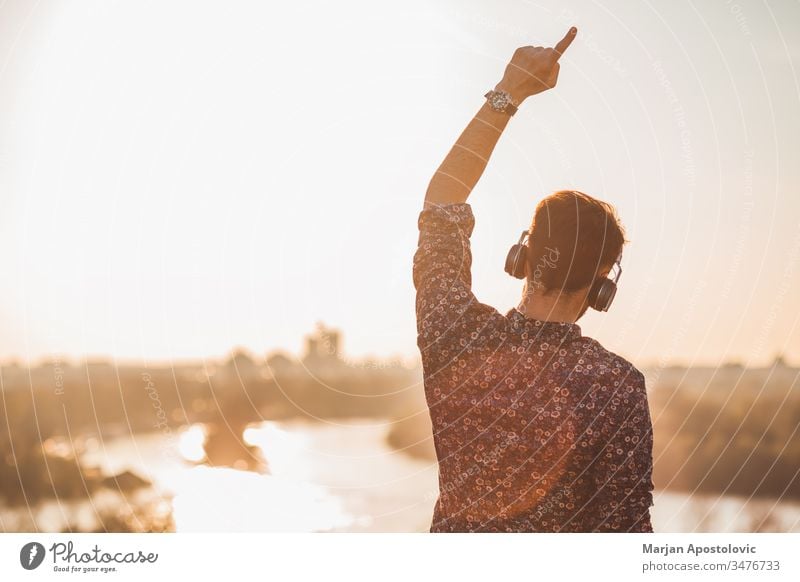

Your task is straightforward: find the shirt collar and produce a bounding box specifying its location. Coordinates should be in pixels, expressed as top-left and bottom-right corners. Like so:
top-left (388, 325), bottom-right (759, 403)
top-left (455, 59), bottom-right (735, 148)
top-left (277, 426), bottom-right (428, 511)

top-left (507, 307), bottom-right (583, 343)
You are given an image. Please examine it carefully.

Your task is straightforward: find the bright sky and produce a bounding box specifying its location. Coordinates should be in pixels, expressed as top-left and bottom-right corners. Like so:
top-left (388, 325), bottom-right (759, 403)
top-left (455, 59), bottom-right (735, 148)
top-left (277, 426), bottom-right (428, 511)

top-left (0, 0), bottom-right (798, 367)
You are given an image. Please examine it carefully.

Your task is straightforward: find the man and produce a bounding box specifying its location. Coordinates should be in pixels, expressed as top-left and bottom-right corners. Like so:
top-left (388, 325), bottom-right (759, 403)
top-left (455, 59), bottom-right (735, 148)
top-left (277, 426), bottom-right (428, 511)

top-left (413, 27), bottom-right (655, 532)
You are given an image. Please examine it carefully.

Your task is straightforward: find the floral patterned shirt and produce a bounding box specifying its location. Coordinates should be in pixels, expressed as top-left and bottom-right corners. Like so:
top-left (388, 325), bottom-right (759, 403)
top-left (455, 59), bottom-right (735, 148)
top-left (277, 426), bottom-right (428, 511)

top-left (413, 202), bottom-right (654, 532)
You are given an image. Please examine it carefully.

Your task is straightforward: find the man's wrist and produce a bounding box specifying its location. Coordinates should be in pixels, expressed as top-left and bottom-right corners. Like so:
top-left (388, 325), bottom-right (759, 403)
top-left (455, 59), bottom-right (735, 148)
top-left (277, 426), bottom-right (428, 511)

top-left (493, 81), bottom-right (525, 108)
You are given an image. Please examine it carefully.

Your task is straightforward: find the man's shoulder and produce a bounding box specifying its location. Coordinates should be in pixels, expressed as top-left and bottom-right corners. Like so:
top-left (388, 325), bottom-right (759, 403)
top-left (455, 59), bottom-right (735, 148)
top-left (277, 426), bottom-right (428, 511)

top-left (574, 336), bottom-right (645, 390)
top-left (575, 337), bottom-right (651, 438)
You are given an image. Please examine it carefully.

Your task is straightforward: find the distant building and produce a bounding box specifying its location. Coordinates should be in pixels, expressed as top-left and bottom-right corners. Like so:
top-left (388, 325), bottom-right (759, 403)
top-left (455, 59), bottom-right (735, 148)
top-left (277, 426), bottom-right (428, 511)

top-left (302, 323), bottom-right (342, 373)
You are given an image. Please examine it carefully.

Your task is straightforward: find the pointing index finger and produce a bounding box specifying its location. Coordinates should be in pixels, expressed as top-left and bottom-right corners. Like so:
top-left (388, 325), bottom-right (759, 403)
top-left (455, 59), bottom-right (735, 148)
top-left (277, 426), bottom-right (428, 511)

top-left (553, 26), bottom-right (577, 59)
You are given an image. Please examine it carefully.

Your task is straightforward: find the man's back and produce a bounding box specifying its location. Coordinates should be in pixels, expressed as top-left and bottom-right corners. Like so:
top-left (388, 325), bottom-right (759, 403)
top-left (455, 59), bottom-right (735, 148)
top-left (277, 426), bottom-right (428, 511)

top-left (414, 203), bottom-right (654, 532)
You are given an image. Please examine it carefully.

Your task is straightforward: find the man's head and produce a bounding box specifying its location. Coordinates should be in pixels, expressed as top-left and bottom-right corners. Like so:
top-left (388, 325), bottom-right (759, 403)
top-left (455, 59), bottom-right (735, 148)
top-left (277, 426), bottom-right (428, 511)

top-left (522, 190), bottom-right (626, 319)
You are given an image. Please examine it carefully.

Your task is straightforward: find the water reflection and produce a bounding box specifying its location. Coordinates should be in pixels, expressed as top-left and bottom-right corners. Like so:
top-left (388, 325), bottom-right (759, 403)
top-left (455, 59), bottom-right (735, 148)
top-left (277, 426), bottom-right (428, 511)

top-left (652, 490), bottom-right (800, 533)
top-left (171, 466), bottom-right (352, 532)
top-left (166, 421), bottom-right (353, 531)
top-left (81, 419), bottom-right (437, 532)
top-left (242, 423), bottom-right (312, 478)
top-left (178, 425), bottom-right (206, 463)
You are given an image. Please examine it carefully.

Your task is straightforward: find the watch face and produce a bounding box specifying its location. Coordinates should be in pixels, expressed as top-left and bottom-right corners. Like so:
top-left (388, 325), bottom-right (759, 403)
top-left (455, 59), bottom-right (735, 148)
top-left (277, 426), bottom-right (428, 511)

top-left (490, 91), bottom-right (510, 109)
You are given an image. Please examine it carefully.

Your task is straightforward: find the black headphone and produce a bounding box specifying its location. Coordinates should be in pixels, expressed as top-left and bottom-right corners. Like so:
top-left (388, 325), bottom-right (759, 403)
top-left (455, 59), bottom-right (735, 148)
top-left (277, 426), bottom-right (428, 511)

top-left (504, 230), bottom-right (623, 312)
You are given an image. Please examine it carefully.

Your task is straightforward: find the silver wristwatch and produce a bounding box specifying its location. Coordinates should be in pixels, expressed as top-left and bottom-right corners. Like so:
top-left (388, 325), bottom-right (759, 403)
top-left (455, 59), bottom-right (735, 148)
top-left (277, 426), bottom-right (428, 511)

top-left (484, 89), bottom-right (518, 116)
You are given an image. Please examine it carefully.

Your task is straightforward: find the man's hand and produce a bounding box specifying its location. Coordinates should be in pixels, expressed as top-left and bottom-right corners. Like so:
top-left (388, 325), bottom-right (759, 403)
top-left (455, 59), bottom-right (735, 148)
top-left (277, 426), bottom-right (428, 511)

top-left (495, 27), bottom-right (577, 105)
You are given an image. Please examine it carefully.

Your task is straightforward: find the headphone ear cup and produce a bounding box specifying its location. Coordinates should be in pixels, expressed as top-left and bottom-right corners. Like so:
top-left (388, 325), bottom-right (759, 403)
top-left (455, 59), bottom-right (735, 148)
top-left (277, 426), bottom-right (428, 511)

top-left (504, 244), bottom-right (528, 279)
top-left (588, 278), bottom-right (617, 312)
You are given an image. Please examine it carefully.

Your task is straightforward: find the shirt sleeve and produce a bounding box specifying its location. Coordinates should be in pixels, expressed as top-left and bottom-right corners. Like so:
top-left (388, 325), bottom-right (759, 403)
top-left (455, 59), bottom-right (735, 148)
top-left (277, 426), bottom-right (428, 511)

top-left (591, 370), bottom-right (656, 532)
top-left (412, 202), bottom-right (503, 368)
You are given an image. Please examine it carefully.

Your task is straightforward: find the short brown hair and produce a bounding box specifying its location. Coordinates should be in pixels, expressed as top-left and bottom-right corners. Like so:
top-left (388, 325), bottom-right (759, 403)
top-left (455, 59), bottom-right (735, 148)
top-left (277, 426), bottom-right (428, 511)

top-left (527, 190), bottom-right (626, 292)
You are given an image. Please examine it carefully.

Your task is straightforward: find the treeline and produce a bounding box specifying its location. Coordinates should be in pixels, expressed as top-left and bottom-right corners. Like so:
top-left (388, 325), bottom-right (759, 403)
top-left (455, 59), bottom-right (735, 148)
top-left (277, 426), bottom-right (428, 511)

top-left (650, 366), bottom-right (800, 500)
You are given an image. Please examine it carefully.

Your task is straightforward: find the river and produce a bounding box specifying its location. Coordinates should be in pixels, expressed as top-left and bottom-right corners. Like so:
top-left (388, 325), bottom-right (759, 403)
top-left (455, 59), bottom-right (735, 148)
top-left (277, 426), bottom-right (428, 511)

top-left (3, 419), bottom-right (799, 532)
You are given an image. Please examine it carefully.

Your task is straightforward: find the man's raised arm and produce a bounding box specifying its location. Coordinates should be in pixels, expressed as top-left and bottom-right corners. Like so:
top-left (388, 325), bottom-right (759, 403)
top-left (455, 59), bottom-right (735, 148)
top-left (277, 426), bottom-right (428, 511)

top-left (424, 27), bottom-right (577, 208)
top-left (413, 27), bottom-right (578, 362)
